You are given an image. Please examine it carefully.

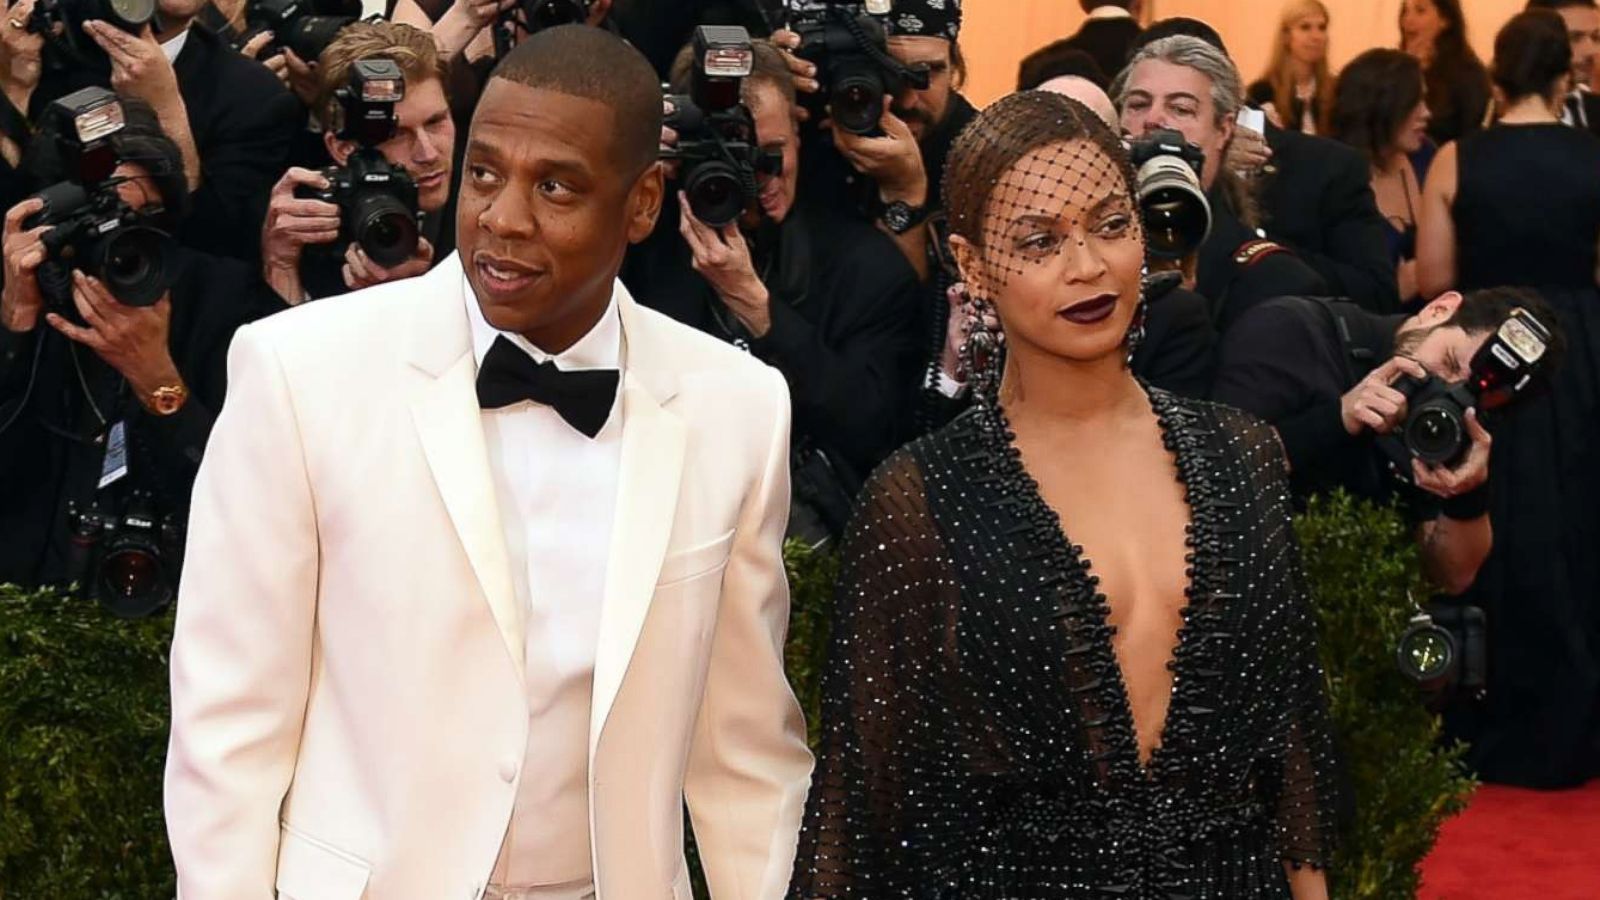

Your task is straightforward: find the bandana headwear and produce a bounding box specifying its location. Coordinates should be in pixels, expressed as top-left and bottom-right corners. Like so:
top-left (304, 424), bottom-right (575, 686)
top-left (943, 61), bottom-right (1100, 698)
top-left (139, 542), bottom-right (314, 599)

top-left (886, 0), bottom-right (962, 41)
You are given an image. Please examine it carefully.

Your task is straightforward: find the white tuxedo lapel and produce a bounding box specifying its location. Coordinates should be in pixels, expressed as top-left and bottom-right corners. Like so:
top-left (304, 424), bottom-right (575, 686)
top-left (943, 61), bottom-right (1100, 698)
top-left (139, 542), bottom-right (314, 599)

top-left (590, 288), bottom-right (686, 756)
top-left (404, 257), bottom-right (525, 682)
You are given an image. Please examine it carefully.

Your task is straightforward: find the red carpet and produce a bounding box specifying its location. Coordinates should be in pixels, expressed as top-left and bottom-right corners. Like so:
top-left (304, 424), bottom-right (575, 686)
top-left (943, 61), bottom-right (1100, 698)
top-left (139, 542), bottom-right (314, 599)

top-left (1418, 780), bottom-right (1600, 899)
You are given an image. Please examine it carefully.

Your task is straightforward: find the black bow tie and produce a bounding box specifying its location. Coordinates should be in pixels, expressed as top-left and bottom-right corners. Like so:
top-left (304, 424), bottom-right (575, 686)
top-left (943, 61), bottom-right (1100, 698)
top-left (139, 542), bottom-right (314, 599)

top-left (475, 335), bottom-right (620, 438)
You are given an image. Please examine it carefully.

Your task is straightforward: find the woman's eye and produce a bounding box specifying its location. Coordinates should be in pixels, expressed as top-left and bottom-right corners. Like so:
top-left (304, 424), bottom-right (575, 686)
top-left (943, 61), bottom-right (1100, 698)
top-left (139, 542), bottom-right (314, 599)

top-left (1018, 233), bottom-right (1060, 254)
top-left (1096, 215), bottom-right (1133, 237)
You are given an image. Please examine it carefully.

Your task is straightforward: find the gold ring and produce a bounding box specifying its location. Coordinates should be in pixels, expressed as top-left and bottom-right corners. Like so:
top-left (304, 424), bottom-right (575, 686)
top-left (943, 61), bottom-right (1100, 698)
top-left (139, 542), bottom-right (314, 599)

top-left (7, 17), bottom-right (24, 28)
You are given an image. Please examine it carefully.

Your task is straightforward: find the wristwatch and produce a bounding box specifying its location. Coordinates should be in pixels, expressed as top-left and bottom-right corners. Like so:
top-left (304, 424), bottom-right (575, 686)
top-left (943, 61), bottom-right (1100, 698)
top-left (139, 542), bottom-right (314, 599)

top-left (881, 199), bottom-right (930, 235)
top-left (146, 383), bottom-right (189, 417)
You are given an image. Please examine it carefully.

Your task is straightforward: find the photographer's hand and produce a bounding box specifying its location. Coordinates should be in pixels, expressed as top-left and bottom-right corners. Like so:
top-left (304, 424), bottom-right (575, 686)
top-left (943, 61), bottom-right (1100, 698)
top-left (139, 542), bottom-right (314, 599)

top-left (342, 238), bottom-right (434, 291)
top-left (85, 21), bottom-right (202, 191)
top-left (432, 0), bottom-right (515, 59)
top-left (1227, 125), bottom-right (1273, 179)
top-left (1412, 408), bottom-right (1491, 499)
top-left (769, 28), bottom-right (820, 118)
top-left (0, 0), bottom-right (44, 120)
top-left (1340, 355), bottom-right (1427, 435)
top-left (831, 104), bottom-right (928, 208)
top-left (678, 192), bottom-right (770, 337)
top-left (281, 48), bottom-right (320, 107)
top-left (239, 30), bottom-right (290, 89)
top-left (584, 0), bottom-right (611, 26)
top-left (46, 270), bottom-right (183, 406)
top-left (262, 168), bottom-right (340, 305)
top-left (1, 197), bottom-right (47, 332)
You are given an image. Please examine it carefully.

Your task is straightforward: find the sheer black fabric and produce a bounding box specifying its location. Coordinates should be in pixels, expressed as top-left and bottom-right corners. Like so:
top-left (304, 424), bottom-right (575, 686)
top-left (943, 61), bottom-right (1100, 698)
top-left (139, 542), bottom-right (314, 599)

top-left (790, 390), bottom-right (1340, 899)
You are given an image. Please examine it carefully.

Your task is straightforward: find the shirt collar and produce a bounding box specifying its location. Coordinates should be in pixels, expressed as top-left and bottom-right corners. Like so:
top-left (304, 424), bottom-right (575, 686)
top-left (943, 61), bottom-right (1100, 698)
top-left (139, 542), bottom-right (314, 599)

top-left (464, 274), bottom-right (623, 373)
top-left (1087, 6), bottom-right (1134, 21)
top-left (161, 27), bottom-right (190, 64)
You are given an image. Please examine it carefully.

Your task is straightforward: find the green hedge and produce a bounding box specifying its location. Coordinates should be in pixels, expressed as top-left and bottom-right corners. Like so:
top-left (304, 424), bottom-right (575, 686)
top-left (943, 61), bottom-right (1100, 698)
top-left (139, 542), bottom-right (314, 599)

top-left (1, 497), bottom-right (1470, 899)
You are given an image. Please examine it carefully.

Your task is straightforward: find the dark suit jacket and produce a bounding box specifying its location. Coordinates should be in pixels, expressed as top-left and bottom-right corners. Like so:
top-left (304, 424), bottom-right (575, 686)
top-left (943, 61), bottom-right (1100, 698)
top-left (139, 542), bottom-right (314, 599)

top-left (1259, 124), bottom-right (1398, 311)
top-left (1196, 186), bottom-right (1328, 332)
top-left (4, 23), bottom-right (300, 264)
top-left (1060, 16), bottom-right (1143, 85)
top-left (0, 250), bottom-right (285, 586)
top-left (622, 201), bottom-right (921, 475)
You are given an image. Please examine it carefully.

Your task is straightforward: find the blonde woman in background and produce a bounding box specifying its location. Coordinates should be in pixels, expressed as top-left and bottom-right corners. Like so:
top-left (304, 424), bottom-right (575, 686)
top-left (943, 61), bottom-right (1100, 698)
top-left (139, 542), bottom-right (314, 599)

top-left (1248, 0), bottom-right (1334, 134)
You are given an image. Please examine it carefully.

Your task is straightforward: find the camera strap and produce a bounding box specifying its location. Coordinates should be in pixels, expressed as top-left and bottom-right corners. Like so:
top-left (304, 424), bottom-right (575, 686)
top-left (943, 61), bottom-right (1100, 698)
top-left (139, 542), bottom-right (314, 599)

top-left (1311, 297), bottom-right (1384, 387)
top-left (0, 92), bottom-right (33, 157)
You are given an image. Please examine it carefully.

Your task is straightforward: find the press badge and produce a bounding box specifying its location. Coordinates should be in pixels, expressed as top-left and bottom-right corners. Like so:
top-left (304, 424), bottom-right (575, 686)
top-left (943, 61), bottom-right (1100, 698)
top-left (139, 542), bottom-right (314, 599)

top-left (99, 420), bottom-right (129, 490)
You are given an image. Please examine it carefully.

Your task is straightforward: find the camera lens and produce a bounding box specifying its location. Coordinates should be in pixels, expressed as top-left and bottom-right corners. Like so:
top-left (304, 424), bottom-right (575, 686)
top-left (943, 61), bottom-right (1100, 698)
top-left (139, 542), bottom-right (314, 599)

top-left (351, 190), bottom-right (419, 268)
top-left (90, 225), bottom-right (172, 307)
top-left (97, 543), bottom-right (172, 619)
top-left (685, 161), bottom-right (745, 228)
top-left (832, 72), bottom-right (886, 135)
top-left (102, 0), bottom-right (157, 30)
top-left (1137, 156), bottom-right (1212, 260)
top-left (1405, 403), bottom-right (1466, 466)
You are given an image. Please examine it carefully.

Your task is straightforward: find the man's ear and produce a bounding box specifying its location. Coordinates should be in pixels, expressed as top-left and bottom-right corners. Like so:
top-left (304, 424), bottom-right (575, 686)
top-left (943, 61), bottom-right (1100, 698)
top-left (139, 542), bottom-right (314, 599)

top-left (1424, 290), bottom-right (1465, 322)
top-left (324, 132), bottom-right (355, 166)
top-left (626, 162), bottom-right (666, 244)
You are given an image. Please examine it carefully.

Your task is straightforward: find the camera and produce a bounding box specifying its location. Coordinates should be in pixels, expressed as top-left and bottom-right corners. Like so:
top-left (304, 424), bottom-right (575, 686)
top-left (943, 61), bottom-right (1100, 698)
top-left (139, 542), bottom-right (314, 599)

top-left (789, 0), bottom-right (930, 136)
top-left (1380, 307), bottom-right (1554, 472)
top-left (492, 0), bottom-right (590, 57)
top-left (242, 0), bottom-right (360, 63)
top-left (1127, 128), bottom-right (1212, 260)
top-left (294, 60), bottom-right (421, 268)
top-left (66, 492), bottom-right (185, 618)
top-left (26, 0), bottom-right (156, 71)
top-left (663, 26), bottom-right (782, 228)
top-left (22, 88), bottom-right (177, 311)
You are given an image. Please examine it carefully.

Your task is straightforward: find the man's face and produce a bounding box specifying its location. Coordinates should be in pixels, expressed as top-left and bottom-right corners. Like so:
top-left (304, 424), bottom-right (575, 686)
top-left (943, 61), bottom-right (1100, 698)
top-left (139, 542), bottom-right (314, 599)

top-left (111, 161), bottom-right (159, 212)
top-left (1393, 294), bottom-right (1484, 383)
top-left (329, 77), bottom-right (456, 214)
top-left (457, 79), bottom-right (662, 347)
top-left (886, 36), bottom-right (954, 143)
top-left (1557, 5), bottom-right (1600, 86)
top-left (1118, 59), bottom-right (1234, 191)
top-left (747, 83), bottom-right (799, 225)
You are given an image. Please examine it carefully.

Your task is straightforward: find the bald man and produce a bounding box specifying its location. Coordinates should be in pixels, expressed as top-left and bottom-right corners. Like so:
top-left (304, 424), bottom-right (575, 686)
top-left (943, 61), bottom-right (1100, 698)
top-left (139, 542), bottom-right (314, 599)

top-left (1038, 74), bottom-right (1119, 127)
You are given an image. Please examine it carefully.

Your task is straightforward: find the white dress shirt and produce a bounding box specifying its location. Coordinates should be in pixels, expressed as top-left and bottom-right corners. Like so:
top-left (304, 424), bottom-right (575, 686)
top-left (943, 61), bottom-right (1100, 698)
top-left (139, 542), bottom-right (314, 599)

top-left (465, 279), bottom-right (623, 892)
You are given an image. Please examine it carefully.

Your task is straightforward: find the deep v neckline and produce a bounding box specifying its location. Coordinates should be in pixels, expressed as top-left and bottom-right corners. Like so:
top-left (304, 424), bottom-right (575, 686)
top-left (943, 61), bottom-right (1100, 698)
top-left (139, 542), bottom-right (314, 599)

top-left (981, 385), bottom-right (1222, 784)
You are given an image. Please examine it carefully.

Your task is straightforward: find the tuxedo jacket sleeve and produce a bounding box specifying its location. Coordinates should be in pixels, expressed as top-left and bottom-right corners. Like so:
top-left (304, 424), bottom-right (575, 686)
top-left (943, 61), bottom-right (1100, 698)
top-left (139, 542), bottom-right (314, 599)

top-left (1263, 129), bottom-right (1398, 311)
top-left (165, 323), bottom-right (320, 899)
top-left (686, 365), bottom-right (814, 899)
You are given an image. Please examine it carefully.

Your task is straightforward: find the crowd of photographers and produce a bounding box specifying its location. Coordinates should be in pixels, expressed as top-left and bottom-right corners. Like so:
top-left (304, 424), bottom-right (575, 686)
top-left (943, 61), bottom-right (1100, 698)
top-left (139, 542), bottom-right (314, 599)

top-left (0, 0), bottom-right (1594, 788)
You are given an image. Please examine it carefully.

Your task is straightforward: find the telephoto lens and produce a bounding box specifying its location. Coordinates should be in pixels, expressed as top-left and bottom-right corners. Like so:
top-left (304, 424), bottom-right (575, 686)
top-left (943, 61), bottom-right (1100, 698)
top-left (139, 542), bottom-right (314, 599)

top-left (1127, 129), bottom-right (1211, 260)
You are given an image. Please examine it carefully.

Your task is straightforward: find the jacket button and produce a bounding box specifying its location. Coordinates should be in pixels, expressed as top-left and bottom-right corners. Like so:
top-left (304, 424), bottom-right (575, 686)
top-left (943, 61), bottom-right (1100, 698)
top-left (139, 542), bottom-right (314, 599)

top-left (499, 758), bottom-right (518, 783)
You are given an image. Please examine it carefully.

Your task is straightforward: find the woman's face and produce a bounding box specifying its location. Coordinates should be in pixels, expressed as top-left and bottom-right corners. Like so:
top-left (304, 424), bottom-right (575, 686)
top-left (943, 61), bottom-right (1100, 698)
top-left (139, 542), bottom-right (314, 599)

top-left (1394, 92), bottom-right (1432, 155)
top-left (1288, 14), bottom-right (1330, 67)
top-left (1400, 0), bottom-right (1446, 55)
top-left (954, 139), bottom-right (1145, 367)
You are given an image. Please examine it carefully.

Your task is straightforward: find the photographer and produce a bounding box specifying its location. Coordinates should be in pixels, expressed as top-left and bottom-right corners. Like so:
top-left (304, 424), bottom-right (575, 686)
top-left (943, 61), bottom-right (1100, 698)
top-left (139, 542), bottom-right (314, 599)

top-left (0, 91), bottom-right (283, 600)
top-left (260, 21), bottom-right (453, 304)
top-left (0, 0), bottom-right (300, 262)
top-left (1211, 287), bottom-right (1563, 596)
top-left (622, 32), bottom-right (920, 536)
top-left (1115, 34), bottom-right (1330, 330)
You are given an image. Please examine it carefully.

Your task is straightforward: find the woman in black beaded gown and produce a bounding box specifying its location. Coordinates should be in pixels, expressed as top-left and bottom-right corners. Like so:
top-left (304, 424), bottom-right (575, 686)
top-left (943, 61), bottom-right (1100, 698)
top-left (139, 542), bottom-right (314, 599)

top-left (789, 91), bottom-right (1340, 900)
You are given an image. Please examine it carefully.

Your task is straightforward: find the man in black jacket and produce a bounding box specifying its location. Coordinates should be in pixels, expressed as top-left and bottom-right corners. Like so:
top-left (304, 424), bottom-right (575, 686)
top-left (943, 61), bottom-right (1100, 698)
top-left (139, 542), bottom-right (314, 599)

top-left (624, 40), bottom-right (919, 484)
top-left (0, 97), bottom-right (284, 593)
top-left (0, 0), bottom-right (300, 263)
top-left (1023, 1), bottom-right (1144, 87)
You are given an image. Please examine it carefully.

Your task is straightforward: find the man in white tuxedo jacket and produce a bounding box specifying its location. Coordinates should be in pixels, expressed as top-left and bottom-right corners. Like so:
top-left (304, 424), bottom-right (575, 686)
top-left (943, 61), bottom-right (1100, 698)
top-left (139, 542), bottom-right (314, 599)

top-left (165, 26), bottom-right (813, 900)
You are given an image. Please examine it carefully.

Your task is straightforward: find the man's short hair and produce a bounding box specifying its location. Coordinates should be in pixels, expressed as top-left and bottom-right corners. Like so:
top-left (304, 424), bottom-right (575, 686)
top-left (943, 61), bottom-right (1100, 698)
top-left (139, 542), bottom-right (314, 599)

top-left (1433, 287), bottom-right (1568, 387)
top-left (668, 38), bottom-right (795, 114)
top-left (1130, 17), bottom-right (1230, 58)
top-left (1017, 43), bottom-right (1107, 91)
top-left (316, 21), bottom-right (444, 133)
top-left (488, 24), bottom-right (662, 179)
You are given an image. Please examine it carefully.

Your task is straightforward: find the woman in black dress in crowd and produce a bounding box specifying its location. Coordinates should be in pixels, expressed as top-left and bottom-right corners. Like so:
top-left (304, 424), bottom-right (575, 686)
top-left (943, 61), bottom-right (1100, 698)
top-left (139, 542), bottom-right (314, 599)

top-left (1329, 49), bottom-right (1438, 308)
top-left (1399, 0), bottom-right (1491, 145)
top-left (789, 91), bottom-right (1339, 899)
top-left (1417, 9), bottom-right (1600, 789)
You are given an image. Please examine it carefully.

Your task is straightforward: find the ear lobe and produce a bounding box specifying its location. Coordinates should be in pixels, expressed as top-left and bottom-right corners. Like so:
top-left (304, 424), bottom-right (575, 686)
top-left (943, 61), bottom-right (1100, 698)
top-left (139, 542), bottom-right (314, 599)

top-left (949, 234), bottom-right (990, 300)
top-left (1431, 290), bottom-right (1465, 319)
top-left (325, 133), bottom-right (354, 166)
